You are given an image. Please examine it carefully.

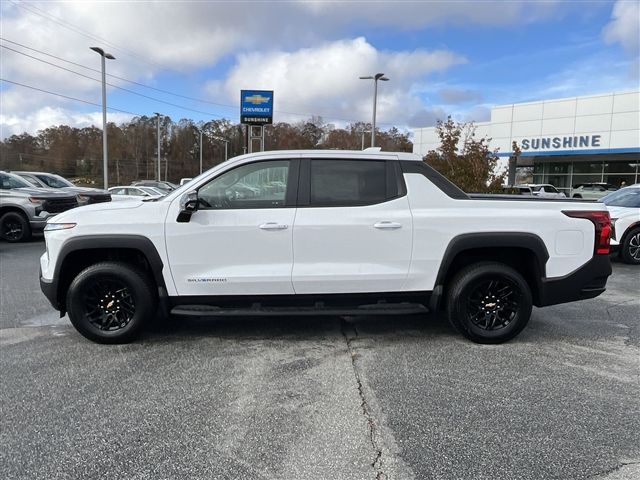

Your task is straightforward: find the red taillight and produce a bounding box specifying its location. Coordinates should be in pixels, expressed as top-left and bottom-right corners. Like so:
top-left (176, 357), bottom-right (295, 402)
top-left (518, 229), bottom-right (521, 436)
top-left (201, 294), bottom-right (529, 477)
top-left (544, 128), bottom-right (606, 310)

top-left (563, 210), bottom-right (611, 255)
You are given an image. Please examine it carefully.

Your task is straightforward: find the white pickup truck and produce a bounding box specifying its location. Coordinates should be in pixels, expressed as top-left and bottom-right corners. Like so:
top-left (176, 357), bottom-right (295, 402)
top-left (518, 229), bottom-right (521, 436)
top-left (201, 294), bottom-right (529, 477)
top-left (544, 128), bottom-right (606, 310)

top-left (40, 150), bottom-right (612, 344)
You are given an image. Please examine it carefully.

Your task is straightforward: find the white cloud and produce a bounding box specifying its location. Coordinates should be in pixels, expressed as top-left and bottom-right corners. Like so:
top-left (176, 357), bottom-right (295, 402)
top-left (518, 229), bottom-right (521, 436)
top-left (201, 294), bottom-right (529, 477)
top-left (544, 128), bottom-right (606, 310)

top-left (0, 106), bottom-right (133, 138)
top-left (207, 37), bottom-right (465, 127)
top-left (0, 0), bottom-right (592, 136)
top-left (603, 0), bottom-right (640, 54)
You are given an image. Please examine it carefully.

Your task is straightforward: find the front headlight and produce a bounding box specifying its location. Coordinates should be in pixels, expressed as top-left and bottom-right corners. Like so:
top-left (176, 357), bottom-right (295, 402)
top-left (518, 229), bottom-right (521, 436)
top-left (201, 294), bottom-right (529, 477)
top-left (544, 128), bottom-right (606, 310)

top-left (44, 223), bottom-right (77, 231)
top-left (76, 194), bottom-right (90, 205)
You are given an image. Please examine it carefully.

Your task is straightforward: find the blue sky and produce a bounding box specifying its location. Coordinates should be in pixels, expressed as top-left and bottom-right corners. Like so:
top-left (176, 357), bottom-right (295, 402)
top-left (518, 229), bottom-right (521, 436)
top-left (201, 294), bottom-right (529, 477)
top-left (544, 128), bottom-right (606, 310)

top-left (1, 0), bottom-right (638, 137)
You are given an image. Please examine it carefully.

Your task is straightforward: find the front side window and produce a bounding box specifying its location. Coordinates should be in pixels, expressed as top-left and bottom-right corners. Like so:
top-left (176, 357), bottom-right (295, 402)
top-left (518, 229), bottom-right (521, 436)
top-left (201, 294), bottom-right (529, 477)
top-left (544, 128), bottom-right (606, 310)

top-left (198, 160), bottom-right (290, 209)
top-left (309, 160), bottom-right (387, 207)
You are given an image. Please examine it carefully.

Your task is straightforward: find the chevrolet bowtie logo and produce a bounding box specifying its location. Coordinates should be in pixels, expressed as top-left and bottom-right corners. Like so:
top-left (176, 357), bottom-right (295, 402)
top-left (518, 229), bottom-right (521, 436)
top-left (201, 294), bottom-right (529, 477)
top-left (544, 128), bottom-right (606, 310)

top-left (245, 94), bottom-right (270, 105)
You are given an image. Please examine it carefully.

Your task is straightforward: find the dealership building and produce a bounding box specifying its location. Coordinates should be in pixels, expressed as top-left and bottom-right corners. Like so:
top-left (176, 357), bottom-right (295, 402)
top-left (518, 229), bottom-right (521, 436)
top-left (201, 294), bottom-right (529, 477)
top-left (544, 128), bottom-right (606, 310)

top-left (412, 90), bottom-right (640, 194)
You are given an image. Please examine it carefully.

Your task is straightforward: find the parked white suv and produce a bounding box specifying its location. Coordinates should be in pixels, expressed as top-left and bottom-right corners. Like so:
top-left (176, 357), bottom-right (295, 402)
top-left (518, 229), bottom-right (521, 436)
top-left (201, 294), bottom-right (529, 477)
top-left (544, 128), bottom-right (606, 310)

top-left (40, 150), bottom-right (612, 344)
top-left (601, 185), bottom-right (640, 264)
top-left (517, 184), bottom-right (566, 198)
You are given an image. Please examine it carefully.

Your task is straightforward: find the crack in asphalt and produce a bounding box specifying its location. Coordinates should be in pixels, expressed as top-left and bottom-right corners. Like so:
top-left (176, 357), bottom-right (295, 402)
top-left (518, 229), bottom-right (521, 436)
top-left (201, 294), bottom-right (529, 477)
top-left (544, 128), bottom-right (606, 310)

top-left (340, 318), bottom-right (385, 480)
top-left (589, 460), bottom-right (640, 478)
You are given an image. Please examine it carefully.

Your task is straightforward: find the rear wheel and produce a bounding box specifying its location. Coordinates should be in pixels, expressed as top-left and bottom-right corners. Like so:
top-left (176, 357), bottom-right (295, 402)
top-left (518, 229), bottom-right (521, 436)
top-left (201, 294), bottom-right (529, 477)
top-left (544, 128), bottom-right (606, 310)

top-left (0, 212), bottom-right (31, 242)
top-left (572, 194), bottom-right (582, 199)
top-left (446, 262), bottom-right (532, 344)
top-left (66, 262), bottom-right (156, 343)
top-left (621, 227), bottom-right (640, 265)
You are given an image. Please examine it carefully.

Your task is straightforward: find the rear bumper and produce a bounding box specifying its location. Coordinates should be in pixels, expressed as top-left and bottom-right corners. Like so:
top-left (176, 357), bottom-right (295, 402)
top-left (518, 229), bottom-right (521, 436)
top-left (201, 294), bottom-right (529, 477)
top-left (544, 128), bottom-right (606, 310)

top-left (537, 254), bottom-right (612, 307)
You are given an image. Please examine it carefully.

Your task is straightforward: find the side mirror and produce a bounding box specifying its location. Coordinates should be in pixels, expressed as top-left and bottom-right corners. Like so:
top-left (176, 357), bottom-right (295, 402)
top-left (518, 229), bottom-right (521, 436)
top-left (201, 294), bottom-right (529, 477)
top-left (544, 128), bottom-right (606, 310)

top-left (177, 190), bottom-right (198, 222)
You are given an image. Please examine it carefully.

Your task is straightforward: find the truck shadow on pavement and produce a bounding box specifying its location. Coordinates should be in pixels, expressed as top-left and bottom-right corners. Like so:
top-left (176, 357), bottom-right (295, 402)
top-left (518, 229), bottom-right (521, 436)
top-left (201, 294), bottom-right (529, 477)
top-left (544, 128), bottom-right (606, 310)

top-left (140, 312), bottom-right (461, 344)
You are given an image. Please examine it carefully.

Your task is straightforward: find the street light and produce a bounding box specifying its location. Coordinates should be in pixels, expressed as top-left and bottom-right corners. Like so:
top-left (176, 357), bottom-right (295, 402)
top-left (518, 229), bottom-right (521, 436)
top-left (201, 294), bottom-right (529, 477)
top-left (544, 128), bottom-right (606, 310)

top-left (90, 47), bottom-right (115, 189)
top-left (154, 112), bottom-right (162, 181)
top-left (359, 73), bottom-right (388, 148)
top-left (220, 138), bottom-right (229, 162)
top-left (199, 128), bottom-right (203, 174)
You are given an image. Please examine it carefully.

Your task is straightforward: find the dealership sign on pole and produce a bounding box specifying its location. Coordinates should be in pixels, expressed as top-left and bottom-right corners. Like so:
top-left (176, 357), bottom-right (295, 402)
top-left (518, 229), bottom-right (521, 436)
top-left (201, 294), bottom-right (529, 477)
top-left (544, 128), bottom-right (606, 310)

top-left (240, 90), bottom-right (274, 125)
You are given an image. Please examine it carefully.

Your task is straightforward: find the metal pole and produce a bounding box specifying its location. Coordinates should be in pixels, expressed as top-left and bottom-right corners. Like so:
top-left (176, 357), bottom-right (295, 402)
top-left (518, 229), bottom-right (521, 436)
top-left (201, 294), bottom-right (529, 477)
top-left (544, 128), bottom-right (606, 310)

top-left (100, 54), bottom-right (108, 189)
top-left (155, 113), bottom-right (161, 181)
top-left (361, 130), bottom-right (365, 150)
top-left (199, 130), bottom-right (203, 174)
top-left (371, 78), bottom-right (377, 148)
top-left (224, 141), bottom-right (228, 161)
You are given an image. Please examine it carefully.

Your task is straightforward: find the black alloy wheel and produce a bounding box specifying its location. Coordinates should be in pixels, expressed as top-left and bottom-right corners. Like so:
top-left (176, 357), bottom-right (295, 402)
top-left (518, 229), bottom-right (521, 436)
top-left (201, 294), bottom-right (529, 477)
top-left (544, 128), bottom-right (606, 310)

top-left (0, 212), bottom-right (31, 242)
top-left (82, 278), bottom-right (136, 332)
top-left (466, 278), bottom-right (522, 331)
top-left (446, 262), bottom-right (533, 344)
top-left (67, 262), bottom-right (155, 343)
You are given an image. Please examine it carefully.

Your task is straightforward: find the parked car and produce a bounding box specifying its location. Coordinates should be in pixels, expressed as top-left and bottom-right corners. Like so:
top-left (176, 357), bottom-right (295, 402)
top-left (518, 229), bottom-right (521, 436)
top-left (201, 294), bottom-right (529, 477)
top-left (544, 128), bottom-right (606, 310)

top-left (571, 183), bottom-right (617, 200)
top-left (0, 171), bottom-right (78, 242)
top-left (500, 185), bottom-right (534, 195)
top-left (13, 171), bottom-right (111, 205)
top-left (601, 185), bottom-right (640, 264)
top-left (131, 180), bottom-right (178, 193)
top-left (517, 184), bottom-right (566, 198)
top-left (108, 186), bottom-right (164, 201)
top-left (40, 150), bottom-right (612, 345)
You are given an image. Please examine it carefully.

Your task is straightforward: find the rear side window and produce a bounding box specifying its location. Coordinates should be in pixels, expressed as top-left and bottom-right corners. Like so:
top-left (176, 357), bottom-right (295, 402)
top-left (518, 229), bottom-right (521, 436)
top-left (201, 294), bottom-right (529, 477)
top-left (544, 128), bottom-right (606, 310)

top-left (308, 160), bottom-right (400, 207)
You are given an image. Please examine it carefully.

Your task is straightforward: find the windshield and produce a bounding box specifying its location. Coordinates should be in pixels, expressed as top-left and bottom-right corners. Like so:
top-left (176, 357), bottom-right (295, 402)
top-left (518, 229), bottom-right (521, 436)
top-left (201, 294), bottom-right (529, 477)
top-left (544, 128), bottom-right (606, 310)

top-left (36, 174), bottom-right (74, 188)
top-left (140, 187), bottom-right (164, 196)
top-left (0, 172), bottom-right (33, 189)
top-left (602, 188), bottom-right (640, 208)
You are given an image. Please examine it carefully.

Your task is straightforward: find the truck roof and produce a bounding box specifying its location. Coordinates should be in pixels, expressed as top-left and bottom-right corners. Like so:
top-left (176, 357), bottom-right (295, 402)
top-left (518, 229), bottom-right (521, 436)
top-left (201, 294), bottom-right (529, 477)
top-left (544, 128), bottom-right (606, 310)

top-left (227, 148), bottom-right (422, 162)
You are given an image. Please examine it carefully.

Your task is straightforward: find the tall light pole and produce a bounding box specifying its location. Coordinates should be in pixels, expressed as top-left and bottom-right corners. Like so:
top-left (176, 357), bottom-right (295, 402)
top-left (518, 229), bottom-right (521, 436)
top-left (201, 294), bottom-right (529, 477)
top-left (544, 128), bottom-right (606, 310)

top-left (221, 139), bottom-right (229, 162)
top-left (199, 129), bottom-right (203, 174)
top-left (90, 47), bottom-right (115, 189)
top-left (154, 113), bottom-right (161, 181)
top-left (359, 73), bottom-right (388, 148)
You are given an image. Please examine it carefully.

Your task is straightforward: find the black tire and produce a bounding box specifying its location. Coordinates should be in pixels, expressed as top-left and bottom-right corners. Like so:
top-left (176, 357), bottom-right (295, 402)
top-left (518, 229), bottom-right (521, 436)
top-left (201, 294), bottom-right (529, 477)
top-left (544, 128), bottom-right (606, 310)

top-left (446, 262), bottom-right (533, 344)
top-left (0, 211), bottom-right (31, 242)
top-left (620, 227), bottom-right (640, 265)
top-left (66, 262), bottom-right (156, 344)
top-left (572, 194), bottom-right (582, 199)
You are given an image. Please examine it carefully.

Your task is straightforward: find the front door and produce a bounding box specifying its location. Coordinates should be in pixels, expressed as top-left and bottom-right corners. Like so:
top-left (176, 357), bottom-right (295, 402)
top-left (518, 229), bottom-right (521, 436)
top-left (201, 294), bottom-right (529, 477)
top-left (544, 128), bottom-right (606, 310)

top-left (165, 159), bottom-right (298, 296)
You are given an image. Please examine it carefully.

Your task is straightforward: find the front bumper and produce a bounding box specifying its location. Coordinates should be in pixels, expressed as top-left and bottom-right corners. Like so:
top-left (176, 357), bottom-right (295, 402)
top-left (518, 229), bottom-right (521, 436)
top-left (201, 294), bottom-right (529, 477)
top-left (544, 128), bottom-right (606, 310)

top-left (537, 254), bottom-right (612, 307)
top-left (39, 270), bottom-right (60, 311)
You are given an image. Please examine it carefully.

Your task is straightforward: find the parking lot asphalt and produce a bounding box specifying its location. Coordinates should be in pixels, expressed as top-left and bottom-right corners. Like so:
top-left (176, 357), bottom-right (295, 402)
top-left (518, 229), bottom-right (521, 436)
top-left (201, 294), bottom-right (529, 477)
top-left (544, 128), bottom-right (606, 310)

top-left (1, 240), bottom-right (639, 480)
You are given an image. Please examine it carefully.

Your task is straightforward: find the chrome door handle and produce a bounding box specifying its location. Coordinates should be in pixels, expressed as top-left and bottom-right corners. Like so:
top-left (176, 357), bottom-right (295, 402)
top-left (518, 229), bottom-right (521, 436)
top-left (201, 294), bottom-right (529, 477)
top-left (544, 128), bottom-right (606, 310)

top-left (259, 222), bottom-right (288, 230)
top-left (374, 221), bottom-right (402, 229)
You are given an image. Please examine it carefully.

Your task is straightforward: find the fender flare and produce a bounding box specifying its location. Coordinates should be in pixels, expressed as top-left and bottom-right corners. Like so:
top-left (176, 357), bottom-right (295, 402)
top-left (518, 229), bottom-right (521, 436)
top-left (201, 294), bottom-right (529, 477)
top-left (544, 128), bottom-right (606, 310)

top-left (429, 232), bottom-right (549, 310)
top-left (55, 234), bottom-right (165, 286)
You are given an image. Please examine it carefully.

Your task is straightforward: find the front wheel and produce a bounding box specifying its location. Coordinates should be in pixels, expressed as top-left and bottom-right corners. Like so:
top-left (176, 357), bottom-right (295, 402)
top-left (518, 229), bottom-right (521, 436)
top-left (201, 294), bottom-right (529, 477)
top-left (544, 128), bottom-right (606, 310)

top-left (620, 227), bottom-right (640, 265)
top-left (446, 262), bottom-right (533, 344)
top-left (0, 212), bottom-right (31, 242)
top-left (66, 262), bottom-right (156, 343)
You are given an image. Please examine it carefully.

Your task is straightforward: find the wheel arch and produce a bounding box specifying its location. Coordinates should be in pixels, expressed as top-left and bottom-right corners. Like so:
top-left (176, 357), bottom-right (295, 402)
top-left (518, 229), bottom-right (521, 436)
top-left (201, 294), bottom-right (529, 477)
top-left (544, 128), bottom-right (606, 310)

top-left (0, 205), bottom-right (30, 219)
top-left (53, 235), bottom-right (165, 314)
top-left (432, 232), bottom-right (549, 309)
top-left (620, 221), bottom-right (640, 244)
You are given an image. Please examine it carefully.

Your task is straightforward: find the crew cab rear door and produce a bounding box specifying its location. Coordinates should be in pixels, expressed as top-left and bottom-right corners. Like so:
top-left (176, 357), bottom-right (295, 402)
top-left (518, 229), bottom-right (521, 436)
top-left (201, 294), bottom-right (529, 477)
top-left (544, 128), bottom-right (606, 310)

top-left (292, 156), bottom-right (412, 294)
